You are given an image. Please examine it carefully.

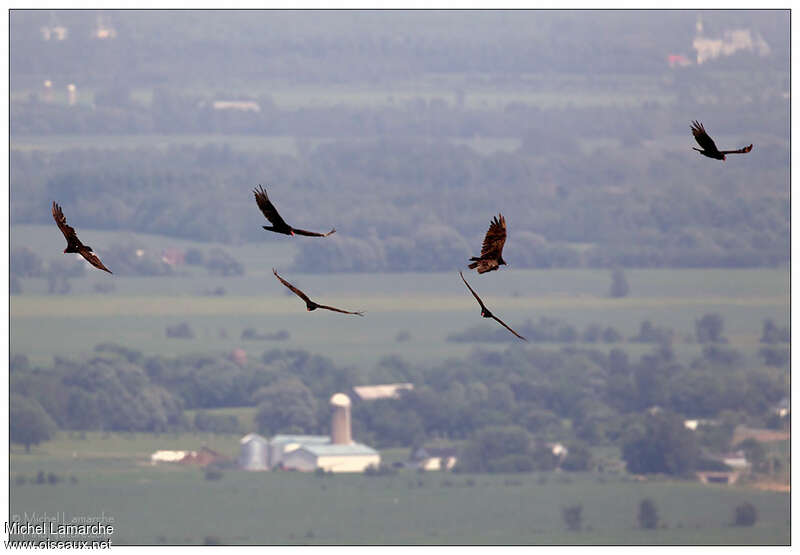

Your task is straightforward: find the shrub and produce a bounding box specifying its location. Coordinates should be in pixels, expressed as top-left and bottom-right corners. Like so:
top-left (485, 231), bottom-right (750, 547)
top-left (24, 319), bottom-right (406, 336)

top-left (733, 502), bottom-right (757, 527)
top-left (562, 504), bottom-right (583, 531)
top-left (638, 498), bottom-right (659, 530)
top-left (166, 322), bottom-right (194, 339)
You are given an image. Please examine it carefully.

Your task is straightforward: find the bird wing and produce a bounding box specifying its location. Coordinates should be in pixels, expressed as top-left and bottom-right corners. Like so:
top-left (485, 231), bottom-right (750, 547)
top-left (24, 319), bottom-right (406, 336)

top-left (491, 314), bottom-right (527, 341)
top-left (316, 304), bottom-right (365, 316)
top-left (292, 227), bottom-right (336, 237)
top-left (720, 144), bottom-right (753, 155)
top-left (79, 248), bottom-right (112, 274)
top-left (254, 185), bottom-right (290, 228)
top-left (52, 202), bottom-right (83, 249)
top-left (459, 271), bottom-right (488, 312)
top-left (690, 120), bottom-right (719, 153)
top-left (273, 268), bottom-right (313, 304)
top-left (474, 259), bottom-right (500, 274)
top-left (479, 214), bottom-right (507, 260)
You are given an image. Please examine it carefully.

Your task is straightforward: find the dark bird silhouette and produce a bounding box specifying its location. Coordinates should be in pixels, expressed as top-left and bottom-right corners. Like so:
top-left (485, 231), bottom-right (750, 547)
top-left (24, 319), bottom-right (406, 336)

top-left (273, 269), bottom-right (364, 316)
top-left (52, 202), bottom-right (112, 274)
top-left (468, 214), bottom-right (507, 274)
top-left (459, 271), bottom-right (525, 341)
top-left (254, 185), bottom-right (335, 237)
top-left (691, 120), bottom-right (753, 161)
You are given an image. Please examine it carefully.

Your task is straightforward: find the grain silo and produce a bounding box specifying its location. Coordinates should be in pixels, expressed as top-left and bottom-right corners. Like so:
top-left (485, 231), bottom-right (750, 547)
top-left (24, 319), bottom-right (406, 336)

top-left (239, 433), bottom-right (268, 471)
top-left (330, 393), bottom-right (352, 445)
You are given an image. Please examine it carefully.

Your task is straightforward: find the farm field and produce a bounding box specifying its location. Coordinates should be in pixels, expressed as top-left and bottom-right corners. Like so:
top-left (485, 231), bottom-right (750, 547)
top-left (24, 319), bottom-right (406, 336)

top-left (10, 223), bottom-right (790, 368)
top-left (10, 431), bottom-right (789, 545)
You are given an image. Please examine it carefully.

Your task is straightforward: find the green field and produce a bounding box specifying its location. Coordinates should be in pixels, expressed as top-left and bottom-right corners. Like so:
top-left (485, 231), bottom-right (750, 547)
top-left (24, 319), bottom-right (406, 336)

top-left (11, 225), bottom-right (789, 369)
top-left (9, 432), bottom-right (789, 545)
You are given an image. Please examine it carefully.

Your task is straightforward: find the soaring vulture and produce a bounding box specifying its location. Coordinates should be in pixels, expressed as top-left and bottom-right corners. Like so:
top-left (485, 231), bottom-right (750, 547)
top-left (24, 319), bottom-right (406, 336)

top-left (459, 271), bottom-right (526, 341)
top-left (273, 269), bottom-right (364, 316)
top-left (52, 202), bottom-right (112, 274)
top-left (691, 120), bottom-right (753, 161)
top-left (468, 214), bottom-right (507, 274)
top-left (254, 185), bottom-right (335, 237)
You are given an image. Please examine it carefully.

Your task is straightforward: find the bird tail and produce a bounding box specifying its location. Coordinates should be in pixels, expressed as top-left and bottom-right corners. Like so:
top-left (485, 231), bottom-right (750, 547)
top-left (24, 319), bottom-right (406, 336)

top-left (468, 260), bottom-right (479, 270)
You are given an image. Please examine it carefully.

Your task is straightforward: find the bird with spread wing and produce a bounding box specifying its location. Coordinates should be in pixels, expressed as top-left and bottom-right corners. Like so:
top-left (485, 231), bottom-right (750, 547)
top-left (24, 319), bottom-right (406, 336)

top-left (254, 185), bottom-right (335, 237)
top-left (52, 202), bottom-right (112, 274)
top-left (468, 214), bottom-right (507, 274)
top-left (691, 120), bottom-right (753, 161)
top-left (273, 269), bottom-right (363, 316)
top-left (459, 271), bottom-right (525, 341)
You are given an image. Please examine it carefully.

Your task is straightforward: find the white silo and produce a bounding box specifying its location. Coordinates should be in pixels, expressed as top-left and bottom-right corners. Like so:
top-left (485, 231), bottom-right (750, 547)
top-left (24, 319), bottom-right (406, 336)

top-left (239, 433), bottom-right (268, 471)
top-left (330, 393), bottom-right (352, 445)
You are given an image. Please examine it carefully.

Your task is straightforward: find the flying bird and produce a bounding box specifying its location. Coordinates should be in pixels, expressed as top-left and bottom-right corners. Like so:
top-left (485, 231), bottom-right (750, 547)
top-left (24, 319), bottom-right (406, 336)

top-left (52, 202), bottom-right (112, 274)
top-left (273, 269), bottom-right (364, 316)
top-left (254, 185), bottom-right (335, 237)
top-left (459, 271), bottom-right (525, 341)
top-left (468, 214), bottom-right (507, 274)
top-left (691, 120), bottom-right (753, 161)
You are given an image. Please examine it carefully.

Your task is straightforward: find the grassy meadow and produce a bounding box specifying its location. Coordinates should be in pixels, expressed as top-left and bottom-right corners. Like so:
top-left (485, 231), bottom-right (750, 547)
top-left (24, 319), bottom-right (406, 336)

top-left (10, 432), bottom-right (790, 545)
top-left (11, 224), bottom-right (789, 369)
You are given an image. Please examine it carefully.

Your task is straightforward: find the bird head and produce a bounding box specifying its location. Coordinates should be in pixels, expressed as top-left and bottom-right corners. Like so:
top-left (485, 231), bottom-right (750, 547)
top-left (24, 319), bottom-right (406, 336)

top-left (291, 230), bottom-right (296, 236)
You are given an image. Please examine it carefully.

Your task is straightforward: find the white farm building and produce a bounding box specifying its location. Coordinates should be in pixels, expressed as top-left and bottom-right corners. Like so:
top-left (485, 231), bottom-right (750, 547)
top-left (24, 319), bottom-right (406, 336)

top-left (281, 443), bottom-right (380, 473)
top-left (257, 392), bottom-right (380, 474)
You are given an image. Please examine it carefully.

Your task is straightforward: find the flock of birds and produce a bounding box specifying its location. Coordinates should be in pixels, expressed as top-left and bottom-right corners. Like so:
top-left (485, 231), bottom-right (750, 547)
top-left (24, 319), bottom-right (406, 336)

top-left (52, 121), bottom-right (753, 341)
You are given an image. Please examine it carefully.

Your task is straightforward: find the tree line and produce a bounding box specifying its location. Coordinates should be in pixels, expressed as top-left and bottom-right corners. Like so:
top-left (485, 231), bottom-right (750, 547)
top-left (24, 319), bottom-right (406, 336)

top-left (11, 314), bottom-right (788, 475)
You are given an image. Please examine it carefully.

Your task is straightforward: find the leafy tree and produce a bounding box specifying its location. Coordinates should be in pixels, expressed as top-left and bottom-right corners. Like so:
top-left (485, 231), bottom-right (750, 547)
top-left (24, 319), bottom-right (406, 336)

top-left (609, 267), bottom-right (630, 298)
top-left (11, 247), bottom-right (44, 277)
top-left (621, 411), bottom-right (699, 476)
top-left (732, 502), bottom-right (757, 527)
top-left (638, 498), bottom-right (659, 530)
top-left (255, 378), bottom-right (318, 435)
top-left (205, 248), bottom-right (244, 276)
top-left (460, 425), bottom-right (532, 473)
top-left (531, 444), bottom-right (560, 471)
top-left (736, 438), bottom-right (768, 473)
top-left (562, 505), bottom-right (583, 531)
top-left (10, 394), bottom-right (57, 452)
top-left (760, 319), bottom-right (790, 344)
top-left (695, 313), bottom-right (725, 343)
top-left (759, 347), bottom-right (789, 367)
top-left (561, 442), bottom-right (593, 472)
top-left (166, 322), bottom-right (194, 339)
